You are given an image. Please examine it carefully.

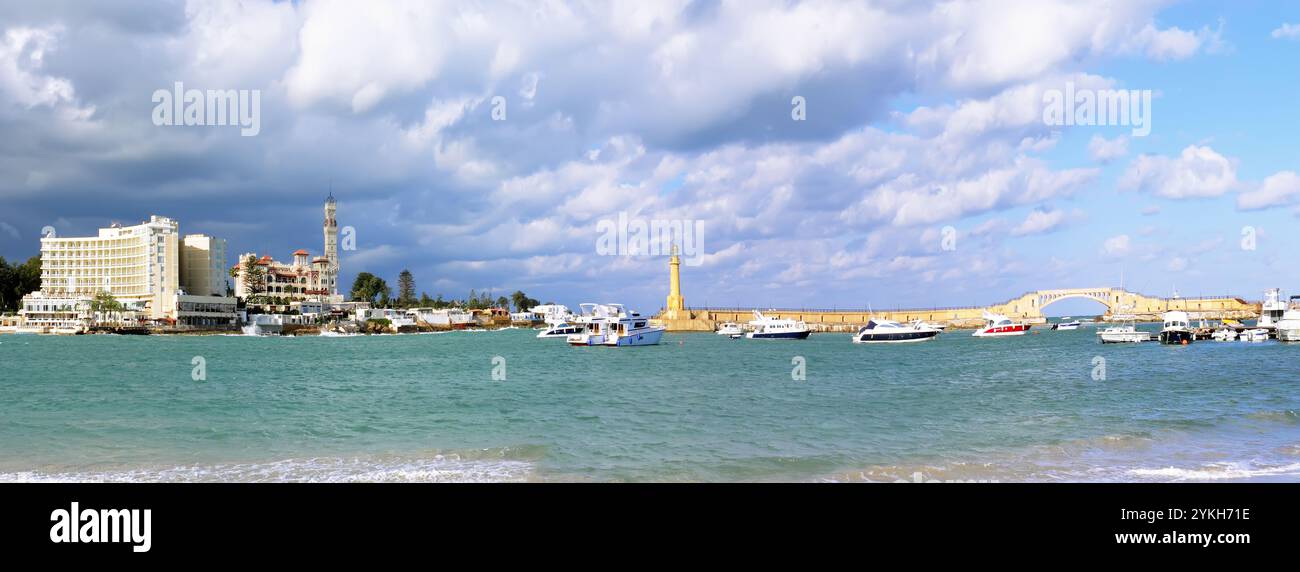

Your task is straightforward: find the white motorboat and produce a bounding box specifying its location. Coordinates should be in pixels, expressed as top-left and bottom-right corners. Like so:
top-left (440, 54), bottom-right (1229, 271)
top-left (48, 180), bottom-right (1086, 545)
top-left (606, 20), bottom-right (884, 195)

top-left (537, 321), bottom-right (582, 338)
top-left (716, 322), bottom-right (744, 337)
top-left (1259, 288), bottom-right (1286, 328)
top-left (910, 319), bottom-right (946, 331)
top-left (1097, 324), bottom-right (1152, 343)
top-left (1275, 296), bottom-right (1300, 342)
top-left (852, 319), bottom-right (940, 343)
top-left (1157, 311), bottom-right (1193, 345)
top-left (567, 303), bottom-right (665, 347)
top-left (972, 312), bottom-right (1030, 337)
top-left (1239, 328), bottom-right (1269, 342)
top-left (1210, 328), bottom-right (1237, 342)
top-left (745, 311), bottom-right (811, 340)
top-left (1051, 318), bottom-right (1081, 330)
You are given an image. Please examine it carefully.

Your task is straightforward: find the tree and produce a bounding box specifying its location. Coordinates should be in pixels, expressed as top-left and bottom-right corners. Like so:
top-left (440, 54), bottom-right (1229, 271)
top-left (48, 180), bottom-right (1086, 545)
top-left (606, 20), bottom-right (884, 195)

top-left (241, 255), bottom-right (266, 302)
top-left (397, 269), bottom-right (416, 308)
top-left (418, 292), bottom-right (433, 307)
top-left (350, 272), bottom-right (391, 306)
top-left (89, 290), bottom-right (124, 324)
top-left (510, 290), bottom-right (540, 313)
top-left (495, 296), bottom-right (509, 309)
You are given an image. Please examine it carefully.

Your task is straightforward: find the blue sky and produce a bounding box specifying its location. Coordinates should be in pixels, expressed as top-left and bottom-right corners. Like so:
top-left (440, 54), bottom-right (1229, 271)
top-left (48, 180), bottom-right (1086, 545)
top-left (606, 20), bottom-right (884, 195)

top-left (1, 0), bottom-right (1297, 316)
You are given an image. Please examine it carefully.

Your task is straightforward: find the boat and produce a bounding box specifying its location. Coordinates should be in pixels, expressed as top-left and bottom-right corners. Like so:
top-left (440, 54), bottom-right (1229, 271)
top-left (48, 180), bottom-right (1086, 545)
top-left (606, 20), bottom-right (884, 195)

top-left (1051, 318), bottom-right (1081, 330)
top-left (852, 319), bottom-right (940, 343)
top-left (715, 322), bottom-right (744, 337)
top-left (1239, 328), bottom-right (1269, 342)
top-left (744, 311), bottom-right (811, 340)
top-left (1276, 296), bottom-right (1300, 342)
top-left (1210, 328), bottom-right (1237, 342)
top-left (971, 312), bottom-right (1030, 337)
top-left (536, 321), bottom-right (583, 338)
top-left (910, 319), bottom-right (946, 331)
top-left (1157, 311), bottom-right (1193, 345)
top-left (566, 303), bottom-right (665, 347)
top-left (1259, 289), bottom-right (1286, 328)
top-left (1097, 324), bottom-right (1152, 344)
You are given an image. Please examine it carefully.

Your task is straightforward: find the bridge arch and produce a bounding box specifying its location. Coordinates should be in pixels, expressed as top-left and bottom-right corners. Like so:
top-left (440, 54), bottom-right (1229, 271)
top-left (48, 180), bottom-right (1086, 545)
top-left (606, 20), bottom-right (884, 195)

top-left (1032, 290), bottom-right (1120, 313)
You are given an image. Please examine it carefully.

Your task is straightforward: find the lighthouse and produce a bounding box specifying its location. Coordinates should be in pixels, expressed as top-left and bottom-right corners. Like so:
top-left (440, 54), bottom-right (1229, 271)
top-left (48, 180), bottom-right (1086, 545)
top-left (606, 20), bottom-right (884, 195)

top-left (666, 244), bottom-right (685, 317)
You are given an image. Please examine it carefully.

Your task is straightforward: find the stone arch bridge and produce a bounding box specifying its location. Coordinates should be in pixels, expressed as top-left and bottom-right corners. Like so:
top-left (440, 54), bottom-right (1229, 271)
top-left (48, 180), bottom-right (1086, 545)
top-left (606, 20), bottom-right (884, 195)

top-left (655, 287), bottom-right (1258, 331)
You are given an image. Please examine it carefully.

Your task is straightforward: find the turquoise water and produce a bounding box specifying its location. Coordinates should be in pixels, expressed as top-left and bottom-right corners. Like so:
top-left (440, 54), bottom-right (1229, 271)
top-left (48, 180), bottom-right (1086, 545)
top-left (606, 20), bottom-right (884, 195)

top-left (2, 328), bottom-right (1299, 482)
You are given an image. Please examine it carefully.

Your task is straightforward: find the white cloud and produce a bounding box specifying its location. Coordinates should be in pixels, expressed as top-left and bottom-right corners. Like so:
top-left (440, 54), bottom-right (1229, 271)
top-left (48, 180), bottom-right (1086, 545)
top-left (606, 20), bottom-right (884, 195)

top-left (0, 26), bottom-right (94, 120)
top-left (1272, 23), bottom-right (1300, 40)
top-left (1120, 145), bottom-right (1238, 199)
top-left (1011, 208), bottom-right (1067, 236)
top-left (1102, 234), bottom-right (1131, 257)
top-left (1237, 171), bottom-right (1300, 210)
top-left (1088, 134), bottom-right (1129, 163)
top-left (1166, 256), bottom-right (1188, 272)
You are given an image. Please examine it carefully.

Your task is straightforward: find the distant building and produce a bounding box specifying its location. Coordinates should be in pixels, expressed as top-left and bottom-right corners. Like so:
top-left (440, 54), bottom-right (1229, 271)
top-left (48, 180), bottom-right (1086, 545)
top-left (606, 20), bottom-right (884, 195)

top-left (19, 215), bottom-right (237, 329)
top-left (232, 195), bottom-right (343, 311)
top-left (31, 215), bottom-right (181, 320)
top-left (180, 234), bottom-right (229, 297)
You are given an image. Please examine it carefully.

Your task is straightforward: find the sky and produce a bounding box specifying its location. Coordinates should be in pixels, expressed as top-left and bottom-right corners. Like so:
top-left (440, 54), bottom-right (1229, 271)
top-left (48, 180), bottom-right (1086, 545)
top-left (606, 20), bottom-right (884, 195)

top-left (1, 0), bottom-right (1298, 316)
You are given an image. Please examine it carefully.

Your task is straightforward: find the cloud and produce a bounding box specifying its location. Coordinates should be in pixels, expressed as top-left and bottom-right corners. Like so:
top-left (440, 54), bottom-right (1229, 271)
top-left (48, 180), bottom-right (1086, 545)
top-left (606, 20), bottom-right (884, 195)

top-left (1101, 234), bottom-right (1131, 257)
top-left (0, 221), bottom-right (18, 239)
top-left (1088, 134), bottom-right (1128, 163)
top-left (1237, 171), bottom-right (1300, 210)
top-left (0, 26), bottom-right (94, 120)
top-left (1272, 23), bottom-right (1300, 40)
top-left (1166, 256), bottom-right (1188, 272)
top-left (1011, 208), bottom-right (1067, 236)
top-left (1120, 145), bottom-right (1238, 199)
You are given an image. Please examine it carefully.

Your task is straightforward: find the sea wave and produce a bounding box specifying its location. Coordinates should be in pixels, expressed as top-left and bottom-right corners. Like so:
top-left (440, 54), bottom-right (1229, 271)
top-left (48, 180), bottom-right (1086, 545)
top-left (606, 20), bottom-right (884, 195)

top-left (1128, 461), bottom-right (1300, 482)
top-left (0, 450), bottom-right (537, 483)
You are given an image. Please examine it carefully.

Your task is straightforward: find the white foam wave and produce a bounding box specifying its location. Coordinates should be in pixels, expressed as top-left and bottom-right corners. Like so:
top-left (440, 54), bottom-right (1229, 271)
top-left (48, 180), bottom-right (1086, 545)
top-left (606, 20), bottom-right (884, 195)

top-left (1128, 461), bottom-right (1300, 481)
top-left (0, 455), bottom-right (534, 483)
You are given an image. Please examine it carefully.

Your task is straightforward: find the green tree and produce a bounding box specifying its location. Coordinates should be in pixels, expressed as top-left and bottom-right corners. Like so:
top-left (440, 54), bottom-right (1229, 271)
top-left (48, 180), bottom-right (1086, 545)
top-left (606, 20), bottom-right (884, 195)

top-left (397, 269), bottom-right (416, 308)
top-left (495, 296), bottom-right (509, 309)
top-left (350, 272), bottom-right (391, 306)
top-left (510, 290), bottom-right (540, 313)
top-left (418, 292), bottom-right (433, 307)
top-left (241, 255), bottom-right (266, 302)
top-left (88, 290), bottom-right (124, 324)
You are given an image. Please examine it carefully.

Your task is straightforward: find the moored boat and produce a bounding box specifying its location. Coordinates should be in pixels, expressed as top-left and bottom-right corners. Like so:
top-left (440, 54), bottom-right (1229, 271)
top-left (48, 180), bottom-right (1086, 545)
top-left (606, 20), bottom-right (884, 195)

top-left (1098, 324), bottom-right (1152, 343)
top-left (972, 312), bottom-right (1030, 337)
top-left (1275, 296), bottom-right (1300, 342)
top-left (1157, 311), bottom-right (1193, 345)
top-left (567, 303), bottom-right (665, 347)
top-left (715, 322), bottom-right (744, 337)
top-left (852, 319), bottom-right (940, 343)
top-left (744, 311), bottom-right (811, 340)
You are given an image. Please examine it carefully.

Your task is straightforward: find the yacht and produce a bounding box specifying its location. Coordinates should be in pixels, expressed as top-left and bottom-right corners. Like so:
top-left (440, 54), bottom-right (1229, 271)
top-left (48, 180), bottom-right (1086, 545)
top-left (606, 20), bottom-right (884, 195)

top-left (910, 319), bottom-right (946, 331)
top-left (1259, 289), bottom-right (1286, 328)
top-left (1239, 328), bottom-right (1269, 342)
top-left (566, 303), bottom-right (665, 347)
top-left (1051, 318), bottom-right (1081, 330)
top-left (852, 319), bottom-right (940, 343)
top-left (536, 321), bottom-right (583, 339)
top-left (1210, 328), bottom-right (1237, 342)
top-left (715, 322), bottom-right (744, 337)
top-left (744, 311), bottom-right (811, 340)
top-left (1275, 296), bottom-right (1300, 342)
top-left (972, 312), bottom-right (1030, 337)
top-left (1157, 310), bottom-right (1193, 345)
top-left (1097, 324), bottom-right (1152, 344)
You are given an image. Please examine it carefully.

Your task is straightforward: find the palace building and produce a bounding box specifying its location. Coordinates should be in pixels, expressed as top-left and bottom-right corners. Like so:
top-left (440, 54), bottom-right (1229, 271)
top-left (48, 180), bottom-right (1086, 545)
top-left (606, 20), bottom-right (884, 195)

top-left (232, 195), bottom-right (343, 310)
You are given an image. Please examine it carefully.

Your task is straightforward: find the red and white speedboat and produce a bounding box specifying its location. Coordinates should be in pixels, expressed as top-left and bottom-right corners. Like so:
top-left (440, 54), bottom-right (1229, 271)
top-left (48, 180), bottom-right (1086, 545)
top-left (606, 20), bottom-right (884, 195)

top-left (972, 312), bottom-right (1031, 337)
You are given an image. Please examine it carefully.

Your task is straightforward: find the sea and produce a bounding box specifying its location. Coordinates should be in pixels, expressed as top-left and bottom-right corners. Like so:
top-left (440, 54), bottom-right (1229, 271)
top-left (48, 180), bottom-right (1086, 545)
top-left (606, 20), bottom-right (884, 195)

top-left (2, 326), bottom-right (1299, 482)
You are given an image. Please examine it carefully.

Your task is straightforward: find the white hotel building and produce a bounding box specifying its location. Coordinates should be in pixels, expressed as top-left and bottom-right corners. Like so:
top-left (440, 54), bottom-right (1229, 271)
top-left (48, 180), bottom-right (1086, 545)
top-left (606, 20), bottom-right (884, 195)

top-left (20, 216), bottom-right (237, 330)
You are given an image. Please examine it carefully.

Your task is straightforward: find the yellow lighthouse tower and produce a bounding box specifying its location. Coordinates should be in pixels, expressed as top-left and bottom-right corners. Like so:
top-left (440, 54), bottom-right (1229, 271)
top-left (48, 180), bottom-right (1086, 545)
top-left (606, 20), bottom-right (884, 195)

top-left (665, 244), bottom-right (685, 318)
